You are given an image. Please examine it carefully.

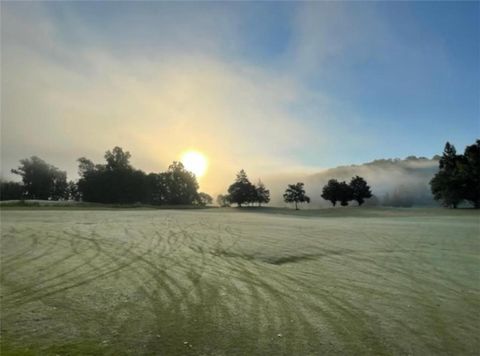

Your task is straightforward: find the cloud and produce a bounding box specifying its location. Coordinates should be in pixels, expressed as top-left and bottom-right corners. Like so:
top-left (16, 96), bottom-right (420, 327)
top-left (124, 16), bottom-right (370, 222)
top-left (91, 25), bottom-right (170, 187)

top-left (2, 2), bottom-right (474, 197)
top-left (1, 2), bottom-right (328, 195)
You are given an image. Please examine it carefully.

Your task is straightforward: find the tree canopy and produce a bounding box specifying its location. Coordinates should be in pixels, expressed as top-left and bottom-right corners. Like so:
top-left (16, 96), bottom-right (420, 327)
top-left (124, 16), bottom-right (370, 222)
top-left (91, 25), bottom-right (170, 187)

top-left (11, 156), bottom-right (67, 200)
top-left (430, 140), bottom-right (480, 208)
top-left (283, 182), bottom-right (310, 210)
top-left (321, 176), bottom-right (371, 207)
top-left (227, 170), bottom-right (257, 207)
top-left (349, 176), bottom-right (372, 206)
top-left (255, 180), bottom-right (270, 206)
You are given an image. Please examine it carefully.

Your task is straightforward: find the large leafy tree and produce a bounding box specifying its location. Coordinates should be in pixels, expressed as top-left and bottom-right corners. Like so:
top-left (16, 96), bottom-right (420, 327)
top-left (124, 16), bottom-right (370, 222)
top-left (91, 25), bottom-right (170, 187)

top-left (77, 147), bottom-right (147, 203)
top-left (11, 156), bottom-right (67, 200)
top-left (337, 181), bottom-right (354, 206)
top-left (321, 179), bottom-right (340, 206)
top-left (459, 140), bottom-right (480, 208)
top-left (161, 161), bottom-right (199, 205)
top-left (321, 179), bottom-right (357, 207)
top-left (283, 182), bottom-right (310, 210)
top-left (0, 181), bottom-right (24, 200)
top-left (227, 170), bottom-right (256, 207)
top-left (196, 192), bottom-right (213, 206)
top-left (105, 146), bottom-right (132, 171)
top-left (349, 176), bottom-right (372, 206)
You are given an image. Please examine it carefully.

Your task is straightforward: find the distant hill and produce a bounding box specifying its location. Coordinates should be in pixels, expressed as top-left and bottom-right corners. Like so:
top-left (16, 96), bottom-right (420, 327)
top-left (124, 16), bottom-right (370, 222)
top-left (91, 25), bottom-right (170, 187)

top-left (266, 156), bottom-right (441, 208)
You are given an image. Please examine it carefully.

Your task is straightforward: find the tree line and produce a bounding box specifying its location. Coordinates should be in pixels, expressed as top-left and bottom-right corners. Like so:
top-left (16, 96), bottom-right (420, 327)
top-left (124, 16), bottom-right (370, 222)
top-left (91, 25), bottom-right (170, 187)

top-left (1, 147), bottom-right (212, 206)
top-left (430, 140), bottom-right (479, 208)
top-left (219, 171), bottom-right (372, 210)
top-left (216, 170), bottom-right (271, 207)
top-left (2, 140), bottom-right (478, 209)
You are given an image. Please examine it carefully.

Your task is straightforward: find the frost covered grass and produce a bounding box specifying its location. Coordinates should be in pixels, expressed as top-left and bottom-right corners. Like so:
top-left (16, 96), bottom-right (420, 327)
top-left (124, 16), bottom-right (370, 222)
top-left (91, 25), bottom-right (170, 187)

top-left (1, 208), bottom-right (479, 355)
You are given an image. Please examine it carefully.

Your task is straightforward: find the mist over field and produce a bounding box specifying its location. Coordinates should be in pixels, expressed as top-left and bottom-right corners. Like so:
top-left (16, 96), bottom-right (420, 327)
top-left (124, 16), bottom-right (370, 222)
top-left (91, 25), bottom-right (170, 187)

top-left (264, 156), bottom-right (439, 207)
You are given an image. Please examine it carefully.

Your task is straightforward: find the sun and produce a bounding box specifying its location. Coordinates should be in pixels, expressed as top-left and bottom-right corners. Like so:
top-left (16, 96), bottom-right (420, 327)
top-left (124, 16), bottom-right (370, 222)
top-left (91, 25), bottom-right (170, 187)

top-left (181, 151), bottom-right (208, 177)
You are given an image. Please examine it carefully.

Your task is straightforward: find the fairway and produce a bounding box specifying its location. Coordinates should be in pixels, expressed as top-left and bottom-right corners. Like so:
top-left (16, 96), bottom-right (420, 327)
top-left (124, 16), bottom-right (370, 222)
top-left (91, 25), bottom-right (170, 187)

top-left (1, 208), bottom-right (479, 355)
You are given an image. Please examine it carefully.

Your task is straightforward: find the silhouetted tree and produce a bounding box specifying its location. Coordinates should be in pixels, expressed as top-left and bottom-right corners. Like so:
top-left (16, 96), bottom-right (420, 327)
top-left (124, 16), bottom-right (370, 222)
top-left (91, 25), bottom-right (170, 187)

top-left (227, 170), bottom-right (256, 207)
top-left (11, 156), bottom-right (67, 200)
top-left (77, 147), bottom-right (148, 204)
top-left (321, 179), bottom-right (340, 206)
top-left (459, 140), bottom-right (480, 208)
top-left (430, 142), bottom-right (464, 208)
top-left (283, 182), bottom-right (310, 210)
top-left (216, 194), bottom-right (230, 207)
top-left (337, 181), bottom-right (354, 206)
top-left (0, 181), bottom-right (24, 200)
top-left (105, 146), bottom-right (132, 171)
top-left (349, 176), bottom-right (372, 206)
top-left (144, 173), bottom-right (165, 205)
top-left (161, 161), bottom-right (199, 205)
top-left (255, 180), bottom-right (270, 206)
top-left (197, 192), bottom-right (213, 206)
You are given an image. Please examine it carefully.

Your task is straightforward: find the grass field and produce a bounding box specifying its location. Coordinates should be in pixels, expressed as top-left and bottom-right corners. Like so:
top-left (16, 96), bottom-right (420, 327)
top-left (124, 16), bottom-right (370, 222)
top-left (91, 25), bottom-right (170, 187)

top-left (1, 207), bottom-right (479, 355)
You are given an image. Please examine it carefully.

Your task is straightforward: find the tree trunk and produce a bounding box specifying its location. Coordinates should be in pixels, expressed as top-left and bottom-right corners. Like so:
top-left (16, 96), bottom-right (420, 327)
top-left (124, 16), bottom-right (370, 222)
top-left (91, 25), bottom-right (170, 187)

top-left (295, 202), bottom-right (298, 210)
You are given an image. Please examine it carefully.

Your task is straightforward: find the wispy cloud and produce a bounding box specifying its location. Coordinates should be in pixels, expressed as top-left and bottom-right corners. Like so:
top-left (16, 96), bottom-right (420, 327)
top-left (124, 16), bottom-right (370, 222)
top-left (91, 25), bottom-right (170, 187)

top-left (1, 2), bottom-right (478, 195)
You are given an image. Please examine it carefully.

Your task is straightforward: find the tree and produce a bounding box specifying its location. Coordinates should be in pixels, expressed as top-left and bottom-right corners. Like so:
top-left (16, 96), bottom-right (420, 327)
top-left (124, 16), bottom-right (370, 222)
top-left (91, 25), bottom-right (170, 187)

top-left (0, 181), bottom-right (24, 200)
top-left (64, 181), bottom-right (81, 201)
top-left (227, 170), bottom-right (256, 207)
top-left (459, 140), bottom-right (480, 208)
top-left (255, 180), bottom-right (270, 206)
top-left (283, 182), bottom-right (310, 210)
top-left (216, 194), bottom-right (230, 207)
top-left (197, 192), bottom-right (213, 206)
top-left (337, 181), bottom-right (354, 206)
top-left (105, 146), bottom-right (132, 171)
top-left (321, 179), bottom-right (354, 207)
top-left (11, 156), bottom-right (67, 200)
top-left (430, 142), bottom-right (464, 208)
top-left (430, 172), bottom-right (462, 208)
top-left (349, 176), bottom-right (372, 206)
top-left (77, 147), bottom-right (148, 204)
top-left (77, 147), bottom-right (202, 205)
top-left (161, 161), bottom-right (199, 205)
top-left (321, 179), bottom-right (340, 206)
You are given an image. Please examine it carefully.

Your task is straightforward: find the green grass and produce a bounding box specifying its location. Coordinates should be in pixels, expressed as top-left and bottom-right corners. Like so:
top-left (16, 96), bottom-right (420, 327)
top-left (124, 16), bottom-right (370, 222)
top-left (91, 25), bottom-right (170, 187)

top-left (1, 208), bottom-right (479, 355)
top-left (0, 200), bottom-right (212, 210)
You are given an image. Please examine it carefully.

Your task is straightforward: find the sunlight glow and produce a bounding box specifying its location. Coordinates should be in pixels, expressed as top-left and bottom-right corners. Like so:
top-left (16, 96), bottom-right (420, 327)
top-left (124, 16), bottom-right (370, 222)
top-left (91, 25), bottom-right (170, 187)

top-left (181, 151), bottom-right (208, 177)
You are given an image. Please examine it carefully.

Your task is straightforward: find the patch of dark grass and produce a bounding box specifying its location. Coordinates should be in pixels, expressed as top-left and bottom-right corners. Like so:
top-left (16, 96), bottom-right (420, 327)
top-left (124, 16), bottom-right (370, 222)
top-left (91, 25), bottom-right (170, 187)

top-left (211, 248), bottom-right (319, 265)
top-left (261, 254), bottom-right (319, 265)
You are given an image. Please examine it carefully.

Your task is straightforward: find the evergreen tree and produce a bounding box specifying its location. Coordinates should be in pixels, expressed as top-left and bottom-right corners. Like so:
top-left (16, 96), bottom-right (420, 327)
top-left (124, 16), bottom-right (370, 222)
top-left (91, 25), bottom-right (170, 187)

top-left (255, 180), bottom-right (270, 206)
top-left (430, 142), bottom-right (463, 208)
top-left (227, 170), bottom-right (256, 207)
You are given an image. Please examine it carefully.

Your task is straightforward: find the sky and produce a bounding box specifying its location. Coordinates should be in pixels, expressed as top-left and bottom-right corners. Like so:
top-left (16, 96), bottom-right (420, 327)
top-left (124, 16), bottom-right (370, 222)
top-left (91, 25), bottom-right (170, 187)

top-left (1, 1), bottom-right (479, 195)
